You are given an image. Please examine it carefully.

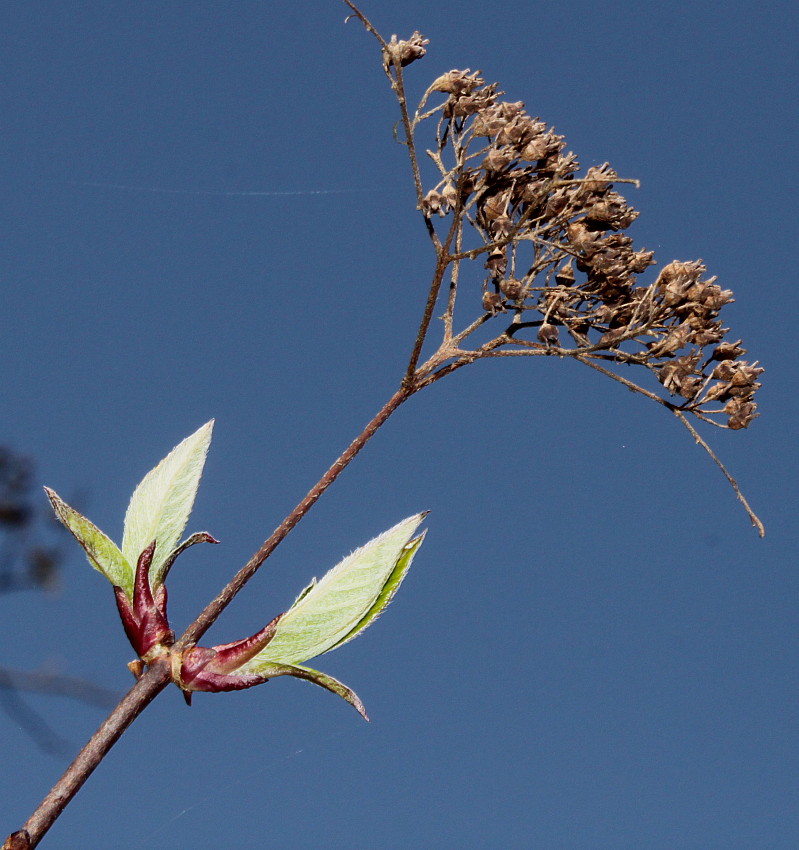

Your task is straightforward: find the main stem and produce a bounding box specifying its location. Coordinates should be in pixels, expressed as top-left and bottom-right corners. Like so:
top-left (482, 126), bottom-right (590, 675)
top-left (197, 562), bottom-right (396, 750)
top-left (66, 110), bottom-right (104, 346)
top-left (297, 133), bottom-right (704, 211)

top-left (10, 659), bottom-right (171, 850)
top-left (7, 382), bottom-right (417, 850)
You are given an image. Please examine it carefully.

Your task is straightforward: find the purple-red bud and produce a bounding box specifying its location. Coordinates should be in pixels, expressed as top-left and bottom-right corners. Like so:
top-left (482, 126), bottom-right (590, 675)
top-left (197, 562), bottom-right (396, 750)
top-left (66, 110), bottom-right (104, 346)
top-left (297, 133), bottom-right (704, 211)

top-left (114, 542), bottom-right (173, 660)
top-left (173, 613), bottom-right (283, 701)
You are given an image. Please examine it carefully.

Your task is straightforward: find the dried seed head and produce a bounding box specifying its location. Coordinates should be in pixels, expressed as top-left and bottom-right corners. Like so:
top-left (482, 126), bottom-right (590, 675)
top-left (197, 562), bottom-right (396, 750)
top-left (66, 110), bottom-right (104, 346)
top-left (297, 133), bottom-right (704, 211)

top-left (482, 290), bottom-right (504, 314)
top-left (537, 323), bottom-right (560, 347)
top-left (710, 339), bottom-right (746, 360)
top-left (383, 31), bottom-right (428, 69)
top-left (555, 260), bottom-right (575, 285)
top-left (499, 277), bottom-right (522, 300)
top-left (658, 353), bottom-right (702, 396)
top-left (724, 398), bottom-right (759, 430)
top-left (429, 68), bottom-right (484, 95)
top-left (421, 189), bottom-right (445, 216)
top-left (444, 86), bottom-right (498, 119)
top-left (583, 192), bottom-right (638, 231)
top-left (597, 326), bottom-right (628, 348)
top-left (485, 247), bottom-right (507, 276)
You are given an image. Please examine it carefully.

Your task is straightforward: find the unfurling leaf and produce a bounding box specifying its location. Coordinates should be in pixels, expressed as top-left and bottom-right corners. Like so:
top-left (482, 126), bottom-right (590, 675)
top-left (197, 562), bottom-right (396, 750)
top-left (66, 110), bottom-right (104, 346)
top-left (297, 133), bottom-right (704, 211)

top-left (44, 487), bottom-right (133, 598)
top-left (45, 423), bottom-right (218, 660)
top-left (176, 513), bottom-right (428, 719)
top-left (121, 420), bottom-right (213, 588)
top-left (238, 512), bottom-right (427, 670)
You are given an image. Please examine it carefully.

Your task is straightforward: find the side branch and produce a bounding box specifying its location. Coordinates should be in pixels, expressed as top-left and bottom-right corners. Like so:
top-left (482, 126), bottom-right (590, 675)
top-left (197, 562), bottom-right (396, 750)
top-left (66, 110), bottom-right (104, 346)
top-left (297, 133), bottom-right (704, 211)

top-left (343, 0), bottom-right (427, 208)
top-left (576, 355), bottom-right (765, 536)
top-left (403, 230), bottom-right (459, 384)
top-left (342, 1), bottom-right (387, 49)
top-left (672, 410), bottom-right (765, 537)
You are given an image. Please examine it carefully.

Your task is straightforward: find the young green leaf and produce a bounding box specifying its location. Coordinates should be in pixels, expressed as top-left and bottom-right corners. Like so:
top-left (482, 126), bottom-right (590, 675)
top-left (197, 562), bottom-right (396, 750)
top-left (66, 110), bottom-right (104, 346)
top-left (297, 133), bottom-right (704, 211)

top-left (237, 513), bottom-right (427, 671)
top-left (44, 488), bottom-right (133, 598)
top-left (325, 530), bottom-right (425, 654)
top-left (121, 420), bottom-right (213, 587)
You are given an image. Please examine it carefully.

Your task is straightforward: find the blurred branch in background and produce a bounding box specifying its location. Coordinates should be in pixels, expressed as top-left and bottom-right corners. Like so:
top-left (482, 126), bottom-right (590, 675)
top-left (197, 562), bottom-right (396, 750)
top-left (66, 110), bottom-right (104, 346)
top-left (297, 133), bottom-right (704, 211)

top-left (0, 667), bottom-right (120, 756)
top-left (0, 446), bottom-right (61, 594)
top-left (1, 445), bottom-right (119, 754)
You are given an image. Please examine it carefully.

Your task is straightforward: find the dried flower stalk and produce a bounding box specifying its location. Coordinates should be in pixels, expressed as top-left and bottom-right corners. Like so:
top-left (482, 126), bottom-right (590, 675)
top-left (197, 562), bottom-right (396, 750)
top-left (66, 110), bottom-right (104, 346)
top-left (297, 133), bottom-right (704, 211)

top-left (344, 1), bottom-right (763, 534)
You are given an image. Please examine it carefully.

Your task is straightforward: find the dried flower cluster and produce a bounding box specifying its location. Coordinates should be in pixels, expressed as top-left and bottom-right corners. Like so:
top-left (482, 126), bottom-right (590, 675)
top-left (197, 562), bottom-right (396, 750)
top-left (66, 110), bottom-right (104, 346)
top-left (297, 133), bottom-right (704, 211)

top-left (407, 64), bottom-right (762, 430)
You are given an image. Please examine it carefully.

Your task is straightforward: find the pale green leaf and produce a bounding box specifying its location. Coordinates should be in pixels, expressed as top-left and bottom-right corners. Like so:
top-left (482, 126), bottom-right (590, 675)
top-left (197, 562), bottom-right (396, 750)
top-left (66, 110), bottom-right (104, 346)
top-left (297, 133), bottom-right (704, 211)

top-left (239, 513), bottom-right (425, 668)
top-left (325, 530), bottom-right (425, 654)
top-left (289, 577), bottom-right (317, 610)
top-left (45, 487), bottom-right (133, 598)
top-left (121, 420), bottom-right (213, 586)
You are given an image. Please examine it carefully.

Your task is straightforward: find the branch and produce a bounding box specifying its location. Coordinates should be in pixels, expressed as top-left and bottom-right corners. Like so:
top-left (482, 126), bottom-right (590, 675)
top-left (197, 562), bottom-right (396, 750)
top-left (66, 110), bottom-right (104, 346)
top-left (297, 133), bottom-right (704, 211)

top-left (9, 660), bottom-right (171, 850)
top-left (575, 355), bottom-right (765, 536)
top-left (342, 0), bottom-right (387, 49)
top-left (0, 673), bottom-right (71, 756)
top-left (402, 221), bottom-right (458, 385)
top-left (0, 665), bottom-right (120, 755)
top-left (175, 383), bottom-right (417, 648)
top-left (672, 409), bottom-right (765, 537)
top-left (0, 666), bottom-right (119, 710)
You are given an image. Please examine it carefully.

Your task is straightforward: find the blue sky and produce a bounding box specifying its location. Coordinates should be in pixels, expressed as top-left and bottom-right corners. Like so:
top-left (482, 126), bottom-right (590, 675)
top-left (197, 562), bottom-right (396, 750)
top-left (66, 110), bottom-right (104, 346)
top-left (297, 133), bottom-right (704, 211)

top-left (2, 2), bottom-right (798, 848)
